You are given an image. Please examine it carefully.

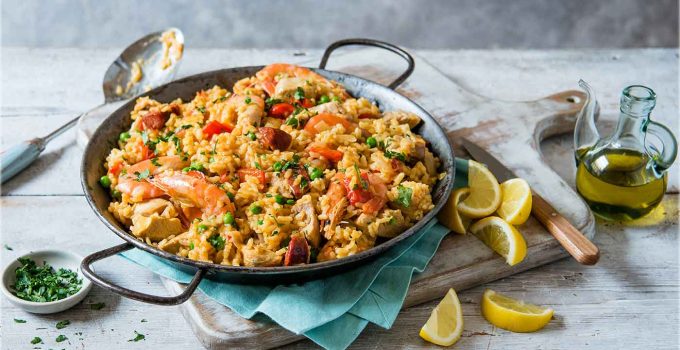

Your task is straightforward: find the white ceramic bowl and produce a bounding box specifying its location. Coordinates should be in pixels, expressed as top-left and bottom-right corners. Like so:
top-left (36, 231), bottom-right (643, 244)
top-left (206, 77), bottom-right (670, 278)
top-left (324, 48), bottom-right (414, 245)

top-left (1, 250), bottom-right (92, 314)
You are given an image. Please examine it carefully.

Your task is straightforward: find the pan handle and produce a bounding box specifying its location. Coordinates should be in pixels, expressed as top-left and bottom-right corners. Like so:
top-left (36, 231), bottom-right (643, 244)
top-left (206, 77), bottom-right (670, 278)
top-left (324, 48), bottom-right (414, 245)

top-left (318, 38), bottom-right (415, 89)
top-left (80, 243), bottom-right (206, 306)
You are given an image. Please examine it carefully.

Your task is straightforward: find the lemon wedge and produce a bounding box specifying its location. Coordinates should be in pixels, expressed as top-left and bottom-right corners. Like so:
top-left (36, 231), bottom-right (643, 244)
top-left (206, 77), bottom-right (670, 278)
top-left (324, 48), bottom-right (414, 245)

top-left (457, 160), bottom-right (501, 218)
top-left (481, 289), bottom-right (553, 332)
top-left (438, 188), bottom-right (472, 234)
top-left (420, 288), bottom-right (464, 346)
top-left (469, 216), bottom-right (527, 266)
top-left (496, 178), bottom-right (533, 225)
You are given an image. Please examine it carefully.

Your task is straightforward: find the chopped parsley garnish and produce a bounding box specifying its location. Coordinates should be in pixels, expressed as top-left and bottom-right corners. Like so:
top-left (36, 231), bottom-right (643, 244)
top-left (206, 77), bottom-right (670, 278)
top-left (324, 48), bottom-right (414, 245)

top-left (55, 334), bottom-right (68, 342)
top-left (150, 157), bottom-right (161, 166)
top-left (309, 167), bottom-right (323, 180)
top-left (189, 242), bottom-right (195, 250)
top-left (388, 217), bottom-right (397, 225)
top-left (299, 176), bottom-right (309, 189)
top-left (30, 337), bottom-right (42, 345)
top-left (128, 331), bottom-right (145, 342)
top-left (134, 169), bottom-right (150, 181)
top-left (257, 219), bottom-right (264, 225)
top-left (294, 87), bottom-right (305, 100)
top-left (197, 106), bottom-right (207, 114)
top-left (208, 234), bottom-right (226, 250)
top-left (250, 204), bottom-right (263, 214)
top-left (226, 192), bottom-right (235, 201)
top-left (180, 124), bottom-right (193, 129)
top-left (11, 258), bottom-right (83, 303)
top-left (254, 162), bottom-right (262, 170)
top-left (353, 165), bottom-right (368, 190)
top-left (182, 162), bottom-right (205, 173)
top-left (285, 116), bottom-right (299, 128)
top-left (396, 185), bottom-right (413, 208)
top-left (245, 96), bottom-right (252, 104)
top-left (5, 244), bottom-right (13, 250)
top-left (14, 318), bottom-right (26, 323)
top-left (89, 302), bottom-right (106, 310)
top-left (281, 154), bottom-right (300, 171)
top-left (141, 319), bottom-right (148, 322)
top-left (265, 98), bottom-right (282, 109)
top-left (56, 320), bottom-right (70, 329)
top-left (384, 149), bottom-right (408, 162)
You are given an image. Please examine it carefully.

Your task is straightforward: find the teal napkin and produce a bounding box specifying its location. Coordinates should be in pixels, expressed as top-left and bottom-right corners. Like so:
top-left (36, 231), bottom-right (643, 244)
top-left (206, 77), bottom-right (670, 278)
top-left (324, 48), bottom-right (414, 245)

top-left (120, 158), bottom-right (469, 350)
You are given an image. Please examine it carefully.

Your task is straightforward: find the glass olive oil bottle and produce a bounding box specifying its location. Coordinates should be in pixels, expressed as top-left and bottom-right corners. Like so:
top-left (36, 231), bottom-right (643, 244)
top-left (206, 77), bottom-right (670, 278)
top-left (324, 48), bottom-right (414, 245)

top-left (574, 81), bottom-right (677, 221)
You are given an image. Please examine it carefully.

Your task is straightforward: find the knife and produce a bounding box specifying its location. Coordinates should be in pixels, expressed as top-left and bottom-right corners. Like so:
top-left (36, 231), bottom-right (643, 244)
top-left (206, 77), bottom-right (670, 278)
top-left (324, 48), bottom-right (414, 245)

top-left (462, 138), bottom-right (600, 265)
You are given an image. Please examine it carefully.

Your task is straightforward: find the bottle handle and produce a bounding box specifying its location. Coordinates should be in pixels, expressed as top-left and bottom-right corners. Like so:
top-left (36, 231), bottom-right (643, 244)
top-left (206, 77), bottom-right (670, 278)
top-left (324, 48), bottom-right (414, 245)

top-left (645, 120), bottom-right (678, 175)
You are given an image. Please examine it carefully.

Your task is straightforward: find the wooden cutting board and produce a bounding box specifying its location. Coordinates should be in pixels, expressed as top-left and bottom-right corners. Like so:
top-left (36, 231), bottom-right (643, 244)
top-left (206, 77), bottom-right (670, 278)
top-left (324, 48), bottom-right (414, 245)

top-left (160, 48), bottom-right (596, 349)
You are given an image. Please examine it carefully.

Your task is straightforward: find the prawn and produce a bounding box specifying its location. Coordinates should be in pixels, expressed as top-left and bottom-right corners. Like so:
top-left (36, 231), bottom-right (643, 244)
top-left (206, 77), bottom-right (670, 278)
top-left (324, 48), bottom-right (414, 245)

top-left (147, 171), bottom-right (235, 218)
top-left (223, 94), bottom-right (265, 128)
top-left (115, 156), bottom-right (188, 202)
top-left (255, 63), bottom-right (332, 98)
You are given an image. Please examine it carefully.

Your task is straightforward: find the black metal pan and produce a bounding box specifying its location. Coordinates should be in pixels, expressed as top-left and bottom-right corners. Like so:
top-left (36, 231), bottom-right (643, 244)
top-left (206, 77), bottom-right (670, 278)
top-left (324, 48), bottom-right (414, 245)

top-left (80, 38), bottom-right (455, 305)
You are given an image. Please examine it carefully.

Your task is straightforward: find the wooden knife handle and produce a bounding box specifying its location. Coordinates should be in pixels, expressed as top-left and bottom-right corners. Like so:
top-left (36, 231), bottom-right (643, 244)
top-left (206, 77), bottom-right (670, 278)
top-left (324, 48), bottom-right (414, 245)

top-left (531, 193), bottom-right (600, 265)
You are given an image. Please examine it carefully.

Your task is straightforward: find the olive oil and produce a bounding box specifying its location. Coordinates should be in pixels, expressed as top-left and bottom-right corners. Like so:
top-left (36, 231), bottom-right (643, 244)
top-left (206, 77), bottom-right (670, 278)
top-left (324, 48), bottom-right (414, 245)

top-left (576, 148), bottom-right (667, 220)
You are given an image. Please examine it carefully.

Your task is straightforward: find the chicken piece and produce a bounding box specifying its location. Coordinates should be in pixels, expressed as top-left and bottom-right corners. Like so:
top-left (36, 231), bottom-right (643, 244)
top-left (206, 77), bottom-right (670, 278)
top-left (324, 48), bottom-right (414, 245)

top-left (412, 136), bottom-right (438, 176)
top-left (355, 210), bottom-right (407, 238)
top-left (242, 245), bottom-right (283, 267)
top-left (292, 195), bottom-right (320, 248)
top-left (284, 236), bottom-right (310, 266)
top-left (258, 127), bottom-right (292, 151)
top-left (383, 110), bottom-right (421, 129)
top-left (130, 214), bottom-right (184, 241)
top-left (158, 232), bottom-right (191, 254)
top-left (133, 198), bottom-right (177, 217)
top-left (308, 101), bottom-right (342, 115)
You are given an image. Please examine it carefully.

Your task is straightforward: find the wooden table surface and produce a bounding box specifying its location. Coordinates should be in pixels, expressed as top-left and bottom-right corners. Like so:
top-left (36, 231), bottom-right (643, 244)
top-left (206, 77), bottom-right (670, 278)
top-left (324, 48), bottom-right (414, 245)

top-left (1, 47), bottom-right (677, 350)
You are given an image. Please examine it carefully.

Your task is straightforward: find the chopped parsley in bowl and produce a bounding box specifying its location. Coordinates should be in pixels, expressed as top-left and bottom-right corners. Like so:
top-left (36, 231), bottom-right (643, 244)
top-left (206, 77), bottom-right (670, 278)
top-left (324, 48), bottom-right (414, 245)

top-left (1, 250), bottom-right (92, 314)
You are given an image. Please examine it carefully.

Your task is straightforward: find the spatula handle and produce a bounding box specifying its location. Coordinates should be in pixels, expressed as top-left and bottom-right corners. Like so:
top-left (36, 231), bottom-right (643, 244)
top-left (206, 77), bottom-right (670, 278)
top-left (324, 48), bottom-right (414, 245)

top-left (531, 193), bottom-right (600, 265)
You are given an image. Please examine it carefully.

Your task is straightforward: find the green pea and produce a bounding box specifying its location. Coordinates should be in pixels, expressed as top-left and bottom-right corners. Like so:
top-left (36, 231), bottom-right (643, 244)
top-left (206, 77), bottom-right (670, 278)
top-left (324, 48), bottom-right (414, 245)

top-left (331, 96), bottom-right (340, 102)
top-left (319, 95), bottom-right (330, 104)
top-left (112, 190), bottom-right (122, 200)
top-left (275, 194), bottom-right (285, 205)
top-left (273, 162), bottom-right (283, 172)
top-left (286, 199), bottom-right (295, 205)
top-left (366, 137), bottom-right (378, 148)
top-left (119, 131), bottom-right (131, 142)
top-left (99, 175), bottom-right (112, 188)
top-left (250, 205), bottom-right (263, 214)
top-left (223, 212), bottom-right (234, 225)
top-left (309, 167), bottom-right (323, 180)
top-left (247, 131), bottom-right (257, 141)
top-left (197, 224), bottom-right (209, 232)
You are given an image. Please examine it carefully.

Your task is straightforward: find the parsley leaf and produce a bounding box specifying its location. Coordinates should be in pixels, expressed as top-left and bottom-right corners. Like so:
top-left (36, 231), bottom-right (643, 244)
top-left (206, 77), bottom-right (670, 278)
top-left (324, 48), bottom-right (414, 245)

top-left (89, 302), bottom-right (105, 310)
top-left (294, 87), bottom-right (305, 100)
top-left (30, 337), bottom-right (42, 345)
top-left (395, 185), bottom-right (413, 208)
top-left (14, 318), bottom-right (26, 323)
top-left (55, 334), bottom-right (68, 342)
top-left (208, 234), bottom-right (225, 250)
top-left (150, 157), bottom-right (161, 166)
top-left (128, 331), bottom-right (145, 342)
top-left (245, 96), bottom-right (252, 104)
top-left (384, 149), bottom-right (408, 162)
top-left (265, 98), bottom-right (282, 109)
top-left (197, 106), bottom-right (207, 114)
top-left (56, 320), bottom-right (70, 329)
top-left (4, 244), bottom-right (13, 250)
top-left (134, 169), bottom-right (150, 181)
